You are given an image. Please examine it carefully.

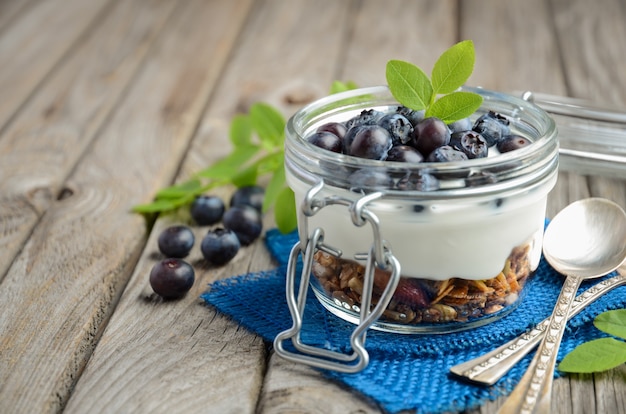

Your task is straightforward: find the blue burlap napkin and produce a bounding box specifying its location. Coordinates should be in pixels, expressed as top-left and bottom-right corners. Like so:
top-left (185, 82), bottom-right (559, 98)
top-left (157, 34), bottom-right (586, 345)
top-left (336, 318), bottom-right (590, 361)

top-left (201, 228), bottom-right (625, 414)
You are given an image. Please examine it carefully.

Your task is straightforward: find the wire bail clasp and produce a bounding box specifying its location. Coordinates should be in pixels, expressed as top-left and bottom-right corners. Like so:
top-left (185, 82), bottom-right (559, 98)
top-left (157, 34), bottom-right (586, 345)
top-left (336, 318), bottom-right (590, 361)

top-left (273, 180), bottom-right (401, 373)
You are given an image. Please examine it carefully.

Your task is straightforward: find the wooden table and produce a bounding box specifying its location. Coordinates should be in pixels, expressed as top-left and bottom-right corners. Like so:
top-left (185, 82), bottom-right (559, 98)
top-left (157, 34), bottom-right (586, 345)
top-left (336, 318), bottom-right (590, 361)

top-left (1, 0), bottom-right (626, 412)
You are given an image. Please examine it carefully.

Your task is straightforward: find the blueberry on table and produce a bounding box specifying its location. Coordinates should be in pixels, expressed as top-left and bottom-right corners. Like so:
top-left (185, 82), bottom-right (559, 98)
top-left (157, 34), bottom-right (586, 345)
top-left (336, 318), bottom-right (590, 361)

top-left (307, 131), bottom-right (343, 153)
top-left (149, 258), bottom-right (195, 299)
top-left (222, 205), bottom-right (263, 245)
top-left (497, 135), bottom-right (532, 152)
top-left (414, 117), bottom-right (451, 158)
top-left (229, 185), bottom-right (265, 212)
top-left (201, 228), bottom-right (240, 265)
top-left (157, 225), bottom-right (195, 258)
top-left (190, 195), bottom-right (225, 225)
top-left (348, 125), bottom-right (393, 160)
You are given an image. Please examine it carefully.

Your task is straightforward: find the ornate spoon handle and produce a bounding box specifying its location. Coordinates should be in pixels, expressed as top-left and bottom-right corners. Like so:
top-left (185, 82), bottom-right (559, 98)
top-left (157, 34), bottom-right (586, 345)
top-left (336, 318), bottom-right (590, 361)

top-left (498, 275), bottom-right (581, 413)
top-left (450, 271), bottom-right (626, 385)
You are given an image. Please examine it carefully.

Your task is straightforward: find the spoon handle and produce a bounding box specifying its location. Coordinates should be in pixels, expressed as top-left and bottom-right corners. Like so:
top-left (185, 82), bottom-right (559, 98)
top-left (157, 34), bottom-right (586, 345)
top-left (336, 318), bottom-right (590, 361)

top-left (449, 272), bottom-right (626, 385)
top-left (498, 275), bottom-right (583, 414)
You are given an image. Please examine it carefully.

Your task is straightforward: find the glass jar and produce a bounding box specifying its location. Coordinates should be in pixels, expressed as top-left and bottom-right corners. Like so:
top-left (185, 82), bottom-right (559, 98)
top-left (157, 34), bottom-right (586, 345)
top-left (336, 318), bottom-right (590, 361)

top-left (275, 86), bottom-right (558, 370)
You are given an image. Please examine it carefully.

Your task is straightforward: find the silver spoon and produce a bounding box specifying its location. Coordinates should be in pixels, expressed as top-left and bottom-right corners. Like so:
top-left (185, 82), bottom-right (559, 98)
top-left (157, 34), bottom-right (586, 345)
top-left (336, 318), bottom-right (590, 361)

top-left (499, 198), bottom-right (626, 414)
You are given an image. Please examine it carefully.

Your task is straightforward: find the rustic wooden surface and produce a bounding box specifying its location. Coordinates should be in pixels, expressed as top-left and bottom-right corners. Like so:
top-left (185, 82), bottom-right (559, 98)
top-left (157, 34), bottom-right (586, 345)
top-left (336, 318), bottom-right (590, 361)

top-left (1, 0), bottom-right (625, 413)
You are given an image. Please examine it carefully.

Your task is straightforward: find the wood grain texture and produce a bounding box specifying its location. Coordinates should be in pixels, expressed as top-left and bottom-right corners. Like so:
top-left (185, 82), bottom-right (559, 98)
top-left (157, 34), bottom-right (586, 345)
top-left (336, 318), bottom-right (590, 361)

top-left (0, 0), bottom-right (176, 281)
top-left (0, 0), bottom-right (250, 412)
top-left (0, 0), bottom-right (112, 131)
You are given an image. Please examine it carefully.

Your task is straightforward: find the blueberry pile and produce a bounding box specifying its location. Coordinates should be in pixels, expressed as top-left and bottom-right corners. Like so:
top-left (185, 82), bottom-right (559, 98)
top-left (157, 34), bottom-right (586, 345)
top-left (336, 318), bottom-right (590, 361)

top-left (148, 186), bottom-right (264, 299)
top-left (307, 108), bottom-right (530, 191)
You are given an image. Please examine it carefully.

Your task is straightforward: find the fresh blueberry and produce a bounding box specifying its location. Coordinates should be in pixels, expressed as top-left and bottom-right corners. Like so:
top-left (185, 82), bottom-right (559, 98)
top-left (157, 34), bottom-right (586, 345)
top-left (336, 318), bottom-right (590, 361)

top-left (385, 145), bottom-right (423, 163)
top-left (190, 195), bottom-right (225, 225)
top-left (348, 168), bottom-right (393, 191)
top-left (201, 228), bottom-right (240, 265)
top-left (497, 135), bottom-right (532, 152)
top-left (345, 109), bottom-right (384, 129)
top-left (449, 130), bottom-right (488, 159)
top-left (397, 172), bottom-right (440, 191)
top-left (349, 125), bottom-right (393, 160)
top-left (230, 185), bottom-right (265, 212)
top-left (222, 205), bottom-right (263, 245)
top-left (307, 131), bottom-right (342, 153)
top-left (447, 117), bottom-right (472, 134)
top-left (472, 111), bottom-right (510, 146)
top-left (157, 225), bottom-right (195, 258)
top-left (414, 117), bottom-right (451, 158)
top-left (395, 106), bottom-right (425, 126)
top-left (377, 113), bottom-right (414, 146)
top-left (317, 122), bottom-right (347, 139)
top-left (149, 258), bottom-right (195, 299)
top-left (426, 145), bottom-right (469, 162)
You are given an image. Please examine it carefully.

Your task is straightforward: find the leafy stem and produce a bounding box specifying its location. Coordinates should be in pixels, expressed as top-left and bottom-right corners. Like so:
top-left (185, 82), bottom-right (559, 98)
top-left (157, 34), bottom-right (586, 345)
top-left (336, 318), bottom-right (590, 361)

top-left (386, 40), bottom-right (482, 124)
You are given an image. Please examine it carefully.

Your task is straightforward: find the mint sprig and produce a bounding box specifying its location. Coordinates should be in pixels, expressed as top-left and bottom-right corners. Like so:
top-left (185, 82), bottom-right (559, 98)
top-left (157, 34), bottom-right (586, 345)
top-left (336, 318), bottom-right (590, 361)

top-left (558, 309), bottom-right (626, 373)
top-left (386, 40), bottom-right (482, 123)
top-left (132, 102), bottom-right (297, 234)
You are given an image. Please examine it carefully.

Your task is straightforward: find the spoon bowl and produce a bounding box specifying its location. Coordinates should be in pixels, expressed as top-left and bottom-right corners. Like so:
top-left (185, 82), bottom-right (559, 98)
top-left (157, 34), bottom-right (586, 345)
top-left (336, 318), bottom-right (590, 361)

top-left (542, 198), bottom-right (626, 278)
top-left (500, 198), bottom-right (626, 414)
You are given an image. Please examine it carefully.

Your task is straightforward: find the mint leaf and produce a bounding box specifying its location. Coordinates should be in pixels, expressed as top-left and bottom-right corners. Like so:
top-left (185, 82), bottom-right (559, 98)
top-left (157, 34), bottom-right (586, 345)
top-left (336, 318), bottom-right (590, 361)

top-left (558, 338), bottom-right (626, 373)
top-left (425, 91), bottom-right (483, 123)
top-left (432, 40), bottom-right (476, 95)
top-left (195, 145), bottom-right (259, 179)
top-left (250, 102), bottom-right (285, 149)
top-left (594, 309), bottom-right (626, 339)
top-left (274, 186), bottom-right (297, 234)
top-left (132, 198), bottom-right (183, 213)
top-left (155, 179), bottom-right (202, 200)
top-left (263, 159), bottom-right (286, 213)
top-left (230, 114), bottom-right (252, 147)
top-left (386, 60), bottom-right (433, 110)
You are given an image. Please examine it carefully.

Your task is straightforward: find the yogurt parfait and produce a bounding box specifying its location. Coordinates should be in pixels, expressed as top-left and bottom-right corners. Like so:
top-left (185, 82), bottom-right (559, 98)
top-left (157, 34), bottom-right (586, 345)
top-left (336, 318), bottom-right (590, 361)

top-left (283, 85), bottom-right (558, 334)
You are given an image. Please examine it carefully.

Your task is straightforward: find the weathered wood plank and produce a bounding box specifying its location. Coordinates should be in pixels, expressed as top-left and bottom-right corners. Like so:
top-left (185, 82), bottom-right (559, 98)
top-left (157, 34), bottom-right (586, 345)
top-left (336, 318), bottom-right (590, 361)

top-left (0, 0), bottom-right (38, 33)
top-left (0, 0), bottom-right (176, 281)
top-left (0, 0), bottom-right (250, 412)
top-left (67, 0), bottom-right (358, 412)
top-left (0, 0), bottom-right (112, 131)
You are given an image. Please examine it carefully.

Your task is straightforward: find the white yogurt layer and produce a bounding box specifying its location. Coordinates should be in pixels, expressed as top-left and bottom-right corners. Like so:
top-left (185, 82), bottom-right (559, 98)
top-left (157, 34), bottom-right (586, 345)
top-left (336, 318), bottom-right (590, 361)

top-left (289, 174), bottom-right (554, 280)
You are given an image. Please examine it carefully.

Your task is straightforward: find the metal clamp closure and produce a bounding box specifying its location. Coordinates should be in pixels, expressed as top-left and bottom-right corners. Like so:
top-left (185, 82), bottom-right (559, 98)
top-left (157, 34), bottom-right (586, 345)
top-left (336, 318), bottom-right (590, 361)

top-left (274, 180), bottom-right (400, 373)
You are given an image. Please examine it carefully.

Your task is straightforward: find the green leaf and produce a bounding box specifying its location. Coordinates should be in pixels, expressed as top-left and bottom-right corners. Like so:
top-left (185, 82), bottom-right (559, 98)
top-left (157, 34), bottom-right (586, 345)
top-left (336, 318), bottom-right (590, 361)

top-left (386, 60), bottom-right (433, 110)
top-left (425, 91), bottom-right (483, 123)
top-left (231, 164), bottom-right (258, 188)
top-left (132, 198), bottom-right (182, 213)
top-left (558, 338), bottom-right (626, 373)
top-left (595, 309), bottom-right (626, 340)
top-left (155, 178), bottom-right (202, 200)
top-left (195, 145), bottom-right (259, 179)
top-left (274, 186), bottom-right (297, 234)
top-left (250, 102), bottom-right (285, 149)
top-left (262, 159), bottom-right (286, 213)
top-left (431, 40), bottom-right (476, 95)
top-left (330, 80), bottom-right (358, 94)
top-left (229, 114), bottom-right (252, 147)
